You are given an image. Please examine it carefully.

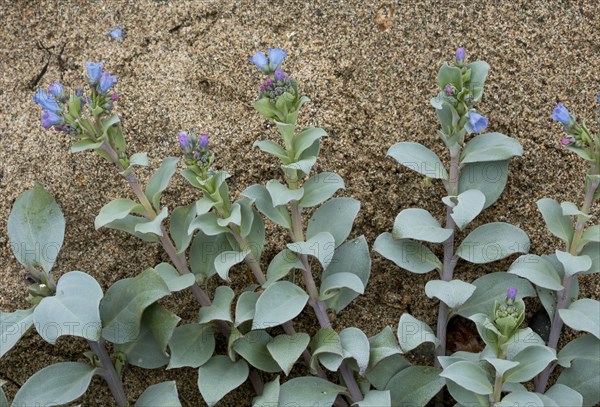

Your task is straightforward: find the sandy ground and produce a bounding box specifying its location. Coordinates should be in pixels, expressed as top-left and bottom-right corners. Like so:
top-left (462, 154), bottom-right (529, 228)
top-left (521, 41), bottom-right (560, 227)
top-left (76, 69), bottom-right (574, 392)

top-left (0, 0), bottom-right (599, 405)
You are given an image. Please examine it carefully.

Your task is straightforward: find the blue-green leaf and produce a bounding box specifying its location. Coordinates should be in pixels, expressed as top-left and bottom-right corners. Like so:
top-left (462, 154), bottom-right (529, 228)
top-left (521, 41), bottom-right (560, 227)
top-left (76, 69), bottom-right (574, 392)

top-left (278, 377), bottom-right (346, 407)
top-left (100, 268), bottom-right (170, 344)
top-left (145, 157), bottom-right (179, 210)
top-left (8, 183), bottom-right (65, 273)
top-left (116, 303), bottom-right (180, 369)
top-left (252, 282), bottom-right (308, 329)
top-left (387, 142), bottom-right (448, 180)
top-left (199, 286), bottom-right (235, 324)
top-left (267, 333), bottom-right (310, 375)
top-left (458, 160), bottom-right (510, 209)
top-left (12, 362), bottom-right (96, 406)
top-left (456, 222), bottom-right (530, 264)
top-left (34, 271), bottom-right (103, 344)
top-left (169, 204), bottom-right (196, 253)
top-left (197, 356), bottom-right (249, 406)
top-left (168, 323), bottom-right (215, 369)
top-left (374, 233), bottom-right (442, 274)
top-left (307, 198), bottom-right (360, 247)
top-left (537, 198), bottom-right (574, 246)
top-left (397, 313), bottom-right (439, 352)
top-left (299, 172), bottom-right (345, 208)
top-left (460, 132), bottom-right (523, 164)
top-left (508, 254), bottom-right (564, 290)
top-left (393, 208), bottom-right (452, 243)
top-left (135, 381), bottom-right (181, 407)
top-left (559, 299), bottom-right (600, 339)
top-left (440, 360), bottom-right (493, 395)
top-left (322, 236), bottom-right (371, 313)
top-left (287, 232), bottom-right (336, 270)
top-left (0, 308), bottom-right (34, 358)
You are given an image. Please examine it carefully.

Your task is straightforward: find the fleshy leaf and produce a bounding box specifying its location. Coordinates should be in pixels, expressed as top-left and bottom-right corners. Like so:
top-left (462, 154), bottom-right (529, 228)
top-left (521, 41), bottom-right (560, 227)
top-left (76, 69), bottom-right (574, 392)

top-left (8, 183), bottom-right (65, 273)
top-left (34, 271), bottom-right (103, 344)
top-left (252, 281), bottom-right (308, 329)
top-left (392, 208), bottom-right (452, 243)
top-left (387, 142), bottom-right (448, 180)
top-left (456, 222), bottom-right (530, 264)
top-left (168, 323), bottom-right (215, 369)
top-left (374, 233), bottom-right (442, 273)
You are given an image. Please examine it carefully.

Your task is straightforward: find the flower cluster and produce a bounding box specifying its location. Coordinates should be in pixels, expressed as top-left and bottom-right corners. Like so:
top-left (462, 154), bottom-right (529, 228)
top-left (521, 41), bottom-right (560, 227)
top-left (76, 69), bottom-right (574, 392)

top-left (437, 48), bottom-right (489, 136)
top-left (179, 131), bottom-right (214, 179)
top-left (493, 287), bottom-right (525, 340)
top-left (552, 102), bottom-right (595, 148)
top-left (33, 86), bottom-right (65, 130)
top-left (250, 47), bottom-right (287, 75)
top-left (258, 69), bottom-right (295, 103)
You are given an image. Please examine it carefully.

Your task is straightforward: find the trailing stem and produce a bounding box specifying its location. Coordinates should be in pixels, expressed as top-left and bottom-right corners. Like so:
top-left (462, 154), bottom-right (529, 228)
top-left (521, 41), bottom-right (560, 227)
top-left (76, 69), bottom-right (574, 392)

top-left (434, 145), bottom-right (461, 370)
top-left (534, 166), bottom-right (599, 393)
top-left (88, 339), bottom-right (127, 407)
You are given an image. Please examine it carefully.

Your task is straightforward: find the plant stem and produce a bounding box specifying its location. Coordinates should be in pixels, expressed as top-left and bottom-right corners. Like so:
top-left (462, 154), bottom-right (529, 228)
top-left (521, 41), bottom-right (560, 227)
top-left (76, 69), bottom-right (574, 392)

top-left (88, 339), bottom-right (127, 407)
top-left (229, 227), bottom-right (331, 383)
top-left (434, 146), bottom-right (461, 371)
top-left (287, 200), bottom-right (363, 403)
top-left (534, 167), bottom-right (599, 393)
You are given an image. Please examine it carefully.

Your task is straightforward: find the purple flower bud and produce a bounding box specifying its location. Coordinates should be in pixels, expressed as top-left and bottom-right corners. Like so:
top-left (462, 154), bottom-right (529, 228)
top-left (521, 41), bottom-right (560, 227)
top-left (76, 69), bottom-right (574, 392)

top-left (108, 26), bottom-right (123, 40)
top-left (251, 51), bottom-right (269, 72)
top-left (455, 47), bottom-right (465, 61)
top-left (265, 78), bottom-right (274, 88)
top-left (551, 103), bottom-right (572, 125)
top-left (444, 85), bottom-right (453, 95)
top-left (33, 88), bottom-right (61, 113)
top-left (561, 137), bottom-right (571, 145)
top-left (193, 151), bottom-right (201, 159)
top-left (198, 134), bottom-right (209, 148)
top-left (178, 131), bottom-right (190, 148)
top-left (98, 71), bottom-right (117, 94)
top-left (48, 83), bottom-right (65, 99)
top-left (469, 112), bottom-right (488, 133)
top-left (41, 110), bottom-right (64, 129)
top-left (268, 48), bottom-right (287, 68)
top-left (110, 94), bottom-right (119, 102)
top-left (274, 69), bottom-right (286, 81)
top-left (86, 61), bottom-right (104, 84)
top-left (507, 287), bottom-right (518, 301)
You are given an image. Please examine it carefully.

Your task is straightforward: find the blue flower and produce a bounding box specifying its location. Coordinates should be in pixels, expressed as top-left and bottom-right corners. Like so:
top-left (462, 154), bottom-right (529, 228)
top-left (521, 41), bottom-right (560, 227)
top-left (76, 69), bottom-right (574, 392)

top-left (198, 134), bottom-right (209, 148)
top-left (268, 48), bottom-right (287, 69)
top-left (469, 112), bottom-right (488, 133)
top-left (507, 287), bottom-right (518, 301)
top-left (551, 103), bottom-right (571, 125)
top-left (251, 48), bottom-right (288, 74)
top-left (47, 83), bottom-right (65, 99)
top-left (108, 26), bottom-right (123, 40)
top-left (33, 88), bottom-right (61, 113)
top-left (86, 61), bottom-right (104, 84)
top-left (178, 132), bottom-right (190, 148)
top-left (98, 71), bottom-right (117, 94)
top-left (251, 51), bottom-right (269, 72)
top-left (41, 110), bottom-right (64, 129)
top-left (455, 47), bottom-right (465, 61)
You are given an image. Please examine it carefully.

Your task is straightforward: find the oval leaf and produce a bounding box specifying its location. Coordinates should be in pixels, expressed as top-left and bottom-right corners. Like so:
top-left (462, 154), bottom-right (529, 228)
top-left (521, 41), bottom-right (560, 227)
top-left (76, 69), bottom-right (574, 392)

top-left (252, 281), bottom-right (309, 329)
top-left (8, 183), bottom-right (65, 273)
top-left (299, 172), bottom-right (345, 208)
top-left (374, 233), bottom-right (442, 274)
top-left (387, 142), bottom-right (448, 180)
top-left (34, 271), bottom-right (103, 344)
top-left (307, 198), bottom-right (360, 247)
top-left (393, 208), bottom-right (452, 243)
top-left (197, 356), bottom-right (249, 406)
top-left (12, 362), bottom-right (96, 406)
top-left (135, 381), bottom-right (181, 407)
top-left (440, 360), bottom-right (493, 395)
top-left (456, 222), bottom-right (530, 264)
top-left (460, 132), bottom-right (523, 164)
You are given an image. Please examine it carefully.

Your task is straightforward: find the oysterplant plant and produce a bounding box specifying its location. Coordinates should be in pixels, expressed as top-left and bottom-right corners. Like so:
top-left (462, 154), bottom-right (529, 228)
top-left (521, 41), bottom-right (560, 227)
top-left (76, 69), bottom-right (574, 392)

top-left (0, 48), bottom-right (598, 407)
top-left (374, 49), bottom-right (598, 406)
